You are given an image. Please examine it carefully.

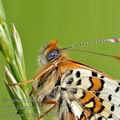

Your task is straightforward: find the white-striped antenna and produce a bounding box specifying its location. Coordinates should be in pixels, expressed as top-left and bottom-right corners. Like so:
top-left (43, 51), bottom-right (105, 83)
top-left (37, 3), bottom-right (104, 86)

top-left (63, 38), bottom-right (120, 50)
top-left (62, 38), bottom-right (120, 61)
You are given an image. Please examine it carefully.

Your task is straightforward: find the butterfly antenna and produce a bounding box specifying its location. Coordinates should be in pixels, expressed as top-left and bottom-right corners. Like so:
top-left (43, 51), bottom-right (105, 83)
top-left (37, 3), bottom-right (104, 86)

top-left (66, 49), bottom-right (120, 61)
top-left (63, 38), bottom-right (120, 50)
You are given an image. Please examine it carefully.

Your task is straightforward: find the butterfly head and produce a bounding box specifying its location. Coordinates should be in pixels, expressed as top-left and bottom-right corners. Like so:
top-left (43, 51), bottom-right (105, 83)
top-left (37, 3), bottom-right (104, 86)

top-left (40, 40), bottom-right (62, 64)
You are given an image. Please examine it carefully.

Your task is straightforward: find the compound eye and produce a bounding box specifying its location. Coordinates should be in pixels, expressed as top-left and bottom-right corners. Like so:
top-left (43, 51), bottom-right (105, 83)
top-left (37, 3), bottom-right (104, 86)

top-left (47, 49), bottom-right (60, 61)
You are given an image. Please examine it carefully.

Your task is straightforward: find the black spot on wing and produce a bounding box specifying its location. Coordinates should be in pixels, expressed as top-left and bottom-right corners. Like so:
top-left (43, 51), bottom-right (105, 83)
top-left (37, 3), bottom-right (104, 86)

top-left (76, 71), bottom-right (81, 78)
top-left (61, 87), bottom-right (67, 91)
top-left (66, 77), bottom-right (74, 85)
top-left (76, 79), bottom-right (81, 85)
top-left (111, 105), bottom-right (115, 111)
top-left (118, 82), bottom-right (120, 86)
top-left (99, 98), bottom-right (104, 103)
top-left (66, 70), bottom-right (73, 77)
top-left (92, 71), bottom-right (97, 77)
top-left (108, 94), bottom-right (112, 101)
top-left (69, 70), bottom-right (73, 74)
top-left (100, 75), bottom-right (105, 79)
top-left (115, 87), bottom-right (119, 93)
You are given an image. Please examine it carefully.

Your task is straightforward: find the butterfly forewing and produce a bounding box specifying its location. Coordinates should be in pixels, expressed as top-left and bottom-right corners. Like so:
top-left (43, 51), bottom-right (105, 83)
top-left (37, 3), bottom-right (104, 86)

top-left (59, 68), bottom-right (120, 120)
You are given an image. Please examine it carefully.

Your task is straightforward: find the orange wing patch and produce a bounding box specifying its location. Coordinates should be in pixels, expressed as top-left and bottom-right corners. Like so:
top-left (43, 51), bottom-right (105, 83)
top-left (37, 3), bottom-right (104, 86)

top-left (89, 77), bottom-right (104, 91)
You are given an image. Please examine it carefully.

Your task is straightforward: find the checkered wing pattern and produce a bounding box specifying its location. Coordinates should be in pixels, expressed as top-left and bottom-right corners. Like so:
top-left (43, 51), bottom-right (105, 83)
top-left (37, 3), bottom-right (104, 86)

top-left (58, 68), bottom-right (120, 120)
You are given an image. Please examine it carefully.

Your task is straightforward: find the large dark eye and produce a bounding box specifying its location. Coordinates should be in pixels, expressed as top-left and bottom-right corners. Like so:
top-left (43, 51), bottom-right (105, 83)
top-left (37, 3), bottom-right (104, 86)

top-left (47, 49), bottom-right (60, 61)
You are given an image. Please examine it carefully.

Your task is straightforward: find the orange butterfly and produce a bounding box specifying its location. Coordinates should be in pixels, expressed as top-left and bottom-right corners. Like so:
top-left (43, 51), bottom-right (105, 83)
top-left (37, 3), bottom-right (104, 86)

top-left (26, 39), bottom-right (120, 120)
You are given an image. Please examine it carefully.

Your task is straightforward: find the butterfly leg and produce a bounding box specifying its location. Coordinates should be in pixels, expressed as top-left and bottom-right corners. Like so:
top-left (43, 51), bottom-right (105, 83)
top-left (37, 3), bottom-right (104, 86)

top-left (8, 63), bottom-right (55, 86)
top-left (8, 79), bottom-right (35, 86)
top-left (43, 99), bottom-right (59, 104)
top-left (37, 99), bottom-right (58, 120)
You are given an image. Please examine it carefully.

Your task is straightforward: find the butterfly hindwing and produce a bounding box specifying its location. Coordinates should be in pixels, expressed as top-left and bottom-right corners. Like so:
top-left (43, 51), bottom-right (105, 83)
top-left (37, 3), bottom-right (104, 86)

top-left (60, 68), bottom-right (120, 120)
top-left (58, 91), bottom-right (83, 120)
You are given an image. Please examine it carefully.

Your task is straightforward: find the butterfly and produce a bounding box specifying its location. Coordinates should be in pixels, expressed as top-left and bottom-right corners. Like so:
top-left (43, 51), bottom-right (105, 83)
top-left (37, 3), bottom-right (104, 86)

top-left (29, 39), bottom-right (120, 120)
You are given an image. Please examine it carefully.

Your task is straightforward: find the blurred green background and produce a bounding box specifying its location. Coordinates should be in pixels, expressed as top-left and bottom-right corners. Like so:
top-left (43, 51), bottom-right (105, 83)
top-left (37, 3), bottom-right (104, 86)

top-left (1, 0), bottom-right (120, 120)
